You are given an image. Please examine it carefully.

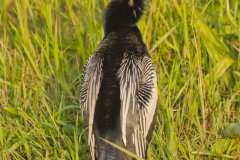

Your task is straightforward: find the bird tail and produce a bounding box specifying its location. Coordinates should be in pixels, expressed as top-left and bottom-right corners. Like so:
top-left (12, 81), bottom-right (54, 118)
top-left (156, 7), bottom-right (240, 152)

top-left (96, 135), bottom-right (131, 160)
top-left (98, 144), bottom-right (120, 160)
top-left (104, 0), bottom-right (145, 34)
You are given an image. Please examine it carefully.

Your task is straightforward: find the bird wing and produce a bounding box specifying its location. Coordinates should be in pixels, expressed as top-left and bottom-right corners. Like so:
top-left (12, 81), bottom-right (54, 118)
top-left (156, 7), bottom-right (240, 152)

top-left (80, 52), bottom-right (104, 159)
top-left (118, 53), bottom-right (158, 158)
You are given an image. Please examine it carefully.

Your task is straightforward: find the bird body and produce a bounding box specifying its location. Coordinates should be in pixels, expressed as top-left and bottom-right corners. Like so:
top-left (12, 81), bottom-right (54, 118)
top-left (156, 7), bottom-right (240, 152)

top-left (80, 0), bottom-right (158, 159)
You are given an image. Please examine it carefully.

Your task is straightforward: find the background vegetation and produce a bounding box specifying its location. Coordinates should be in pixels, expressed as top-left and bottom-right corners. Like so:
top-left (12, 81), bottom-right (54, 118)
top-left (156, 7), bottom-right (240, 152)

top-left (0, 0), bottom-right (239, 159)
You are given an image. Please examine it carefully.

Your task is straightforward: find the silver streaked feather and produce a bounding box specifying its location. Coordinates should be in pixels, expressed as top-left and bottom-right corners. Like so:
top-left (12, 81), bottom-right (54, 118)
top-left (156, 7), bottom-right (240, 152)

top-left (118, 53), bottom-right (158, 157)
top-left (118, 52), bottom-right (142, 145)
top-left (80, 52), bottom-right (104, 160)
top-left (118, 53), bottom-right (158, 158)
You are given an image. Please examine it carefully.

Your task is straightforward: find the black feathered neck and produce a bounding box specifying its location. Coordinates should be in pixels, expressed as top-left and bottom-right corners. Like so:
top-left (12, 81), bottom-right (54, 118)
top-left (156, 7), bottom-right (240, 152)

top-left (103, 0), bottom-right (145, 35)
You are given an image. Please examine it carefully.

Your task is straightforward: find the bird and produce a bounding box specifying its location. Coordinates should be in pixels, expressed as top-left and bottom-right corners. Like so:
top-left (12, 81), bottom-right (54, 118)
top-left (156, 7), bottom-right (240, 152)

top-left (80, 0), bottom-right (158, 159)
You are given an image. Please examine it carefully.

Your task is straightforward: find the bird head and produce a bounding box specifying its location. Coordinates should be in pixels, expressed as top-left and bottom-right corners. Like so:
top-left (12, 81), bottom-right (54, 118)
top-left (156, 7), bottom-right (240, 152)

top-left (103, 0), bottom-right (145, 35)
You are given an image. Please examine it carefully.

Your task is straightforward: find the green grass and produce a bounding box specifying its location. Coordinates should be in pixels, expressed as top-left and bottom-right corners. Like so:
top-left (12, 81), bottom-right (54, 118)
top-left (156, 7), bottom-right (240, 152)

top-left (0, 0), bottom-right (240, 159)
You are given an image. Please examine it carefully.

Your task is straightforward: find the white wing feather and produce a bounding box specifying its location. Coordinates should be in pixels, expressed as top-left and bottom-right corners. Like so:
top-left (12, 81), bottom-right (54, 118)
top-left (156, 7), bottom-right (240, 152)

top-left (80, 52), bottom-right (103, 160)
top-left (118, 53), bottom-right (158, 158)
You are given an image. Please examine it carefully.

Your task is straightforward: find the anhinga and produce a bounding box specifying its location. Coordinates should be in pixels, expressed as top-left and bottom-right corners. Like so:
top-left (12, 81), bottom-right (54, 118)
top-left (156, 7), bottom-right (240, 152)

top-left (80, 0), bottom-right (158, 159)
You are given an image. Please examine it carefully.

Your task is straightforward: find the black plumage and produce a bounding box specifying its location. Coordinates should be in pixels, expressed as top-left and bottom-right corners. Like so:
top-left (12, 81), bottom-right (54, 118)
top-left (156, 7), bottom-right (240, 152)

top-left (80, 0), bottom-right (158, 159)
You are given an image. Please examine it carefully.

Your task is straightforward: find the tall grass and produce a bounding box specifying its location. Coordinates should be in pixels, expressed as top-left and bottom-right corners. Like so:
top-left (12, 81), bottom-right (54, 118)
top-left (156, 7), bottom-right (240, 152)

top-left (0, 0), bottom-right (239, 159)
